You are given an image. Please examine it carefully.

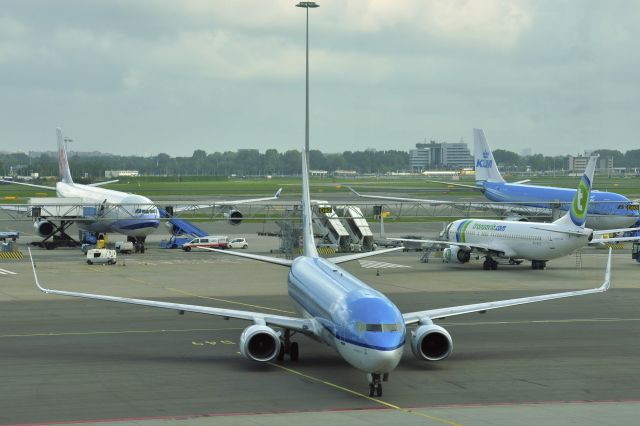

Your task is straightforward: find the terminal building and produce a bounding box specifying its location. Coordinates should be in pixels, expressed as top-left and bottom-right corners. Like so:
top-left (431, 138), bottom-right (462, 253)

top-left (567, 155), bottom-right (613, 173)
top-left (409, 140), bottom-right (473, 171)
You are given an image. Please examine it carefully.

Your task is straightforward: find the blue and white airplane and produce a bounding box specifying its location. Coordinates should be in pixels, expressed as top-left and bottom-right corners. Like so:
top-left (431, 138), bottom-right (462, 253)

top-left (30, 144), bottom-right (612, 396)
top-left (2, 128), bottom-right (281, 251)
top-left (467, 129), bottom-right (638, 230)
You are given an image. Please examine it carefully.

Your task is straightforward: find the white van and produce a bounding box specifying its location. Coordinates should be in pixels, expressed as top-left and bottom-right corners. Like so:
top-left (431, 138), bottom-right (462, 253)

top-left (86, 249), bottom-right (117, 265)
top-left (182, 236), bottom-right (229, 252)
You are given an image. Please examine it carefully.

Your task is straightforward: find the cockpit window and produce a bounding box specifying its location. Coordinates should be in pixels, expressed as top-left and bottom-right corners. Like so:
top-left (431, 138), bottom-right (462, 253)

top-left (356, 322), bottom-right (402, 333)
top-left (134, 207), bottom-right (157, 214)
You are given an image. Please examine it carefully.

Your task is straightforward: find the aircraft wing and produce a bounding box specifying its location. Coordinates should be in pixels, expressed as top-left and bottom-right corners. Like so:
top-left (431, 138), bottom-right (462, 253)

top-left (0, 179), bottom-right (56, 191)
top-left (29, 249), bottom-right (313, 334)
top-left (200, 247), bottom-right (293, 267)
top-left (328, 246), bottom-right (405, 264)
top-left (593, 227), bottom-right (640, 235)
top-left (0, 204), bottom-right (30, 213)
top-left (591, 236), bottom-right (640, 244)
top-left (87, 179), bottom-right (119, 187)
top-left (347, 186), bottom-right (451, 205)
top-left (347, 186), bottom-right (551, 217)
top-left (386, 237), bottom-right (495, 253)
top-left (173, 188), bottom-right (283, 213)
top-left (403, 249), bottom-right (612, 324)
top-left (423, 179), bottom-right (482, 190)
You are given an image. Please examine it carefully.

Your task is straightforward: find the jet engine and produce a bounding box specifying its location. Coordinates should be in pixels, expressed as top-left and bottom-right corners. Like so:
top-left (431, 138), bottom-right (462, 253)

top-left (223, 209), bottom-right (243, 226)
top-left (239, 324), bottom-right (281, 362)
top-left (442, 246), bottom-right (471, 264)
top-left (33, 220), bottom-right (55, 237)
top-left (411, 323), bottom-right (453, 361)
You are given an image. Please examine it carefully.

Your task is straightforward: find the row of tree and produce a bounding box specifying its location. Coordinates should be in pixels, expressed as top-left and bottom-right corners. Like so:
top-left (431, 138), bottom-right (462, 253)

top-left (1, 147), bottom-right (639, 179)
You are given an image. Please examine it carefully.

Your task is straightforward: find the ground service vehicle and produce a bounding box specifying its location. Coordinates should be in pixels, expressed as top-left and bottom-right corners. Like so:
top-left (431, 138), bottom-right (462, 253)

top-left (86, 249), bottom-right (117, 265)
top-left (182, 236), bottom-right (229, 252)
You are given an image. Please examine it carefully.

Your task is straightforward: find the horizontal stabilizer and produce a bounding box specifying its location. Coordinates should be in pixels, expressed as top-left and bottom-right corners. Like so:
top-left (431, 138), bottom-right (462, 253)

top-left (200, 247), bottom-right (293, 267)
top-left (328, 246), bottom-right (405, 265)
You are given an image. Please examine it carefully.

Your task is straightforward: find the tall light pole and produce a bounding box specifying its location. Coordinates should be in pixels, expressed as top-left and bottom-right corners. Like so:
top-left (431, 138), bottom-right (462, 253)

top-left (296, 1), bottom-right (319, 160)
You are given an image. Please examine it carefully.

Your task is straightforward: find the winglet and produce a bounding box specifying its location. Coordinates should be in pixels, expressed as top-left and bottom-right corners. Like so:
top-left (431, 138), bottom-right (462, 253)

top-left (275, 188), bottom-right (283, 199)
top-left (600, 248), bottom-right (612, 291)
top-left (346, 186), bottom-right (361, 197)
top-left (28, 248), bottom-right (49, 294)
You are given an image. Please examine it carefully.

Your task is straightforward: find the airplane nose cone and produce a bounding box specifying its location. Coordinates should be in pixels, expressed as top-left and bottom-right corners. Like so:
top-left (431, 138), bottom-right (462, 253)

top-left (367, 347), bottom-right (404, 373)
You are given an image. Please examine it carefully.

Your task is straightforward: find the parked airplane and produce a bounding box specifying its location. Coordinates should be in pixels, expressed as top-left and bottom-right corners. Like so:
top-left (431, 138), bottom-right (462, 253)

top-left (30, 144), bottom-right (613, 396)
top-left (391, 157), bottom-right (636, 270)
top-left (1, 128), bottom-right (281, 251)
top-left (453, 129), bottom-right (639, 230)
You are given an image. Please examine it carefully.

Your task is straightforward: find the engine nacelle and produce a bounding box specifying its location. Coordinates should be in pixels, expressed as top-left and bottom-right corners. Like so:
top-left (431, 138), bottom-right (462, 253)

top-left (239, 324), bottom-right (281, 362)
top-left (411, 323), bottom-right (453, 361)
top-left (442, 246), bottom-right (471, 264)
top-left (33, 220), bottom-right (55, 237)
top-left (224, 209), bottom-right (243, 226)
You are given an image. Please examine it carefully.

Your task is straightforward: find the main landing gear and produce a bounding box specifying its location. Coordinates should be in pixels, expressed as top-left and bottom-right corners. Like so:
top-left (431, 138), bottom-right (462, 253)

top-left (531, 260), bottom-right (547, 270)
top-left (128, 236), bottom-right (147, 253)
top-left (367, 373), bottom-right (388, 397)
top-left (482, 257), bottom-right (498, 270)
top-left (277, 329), bottom-right (299, 362)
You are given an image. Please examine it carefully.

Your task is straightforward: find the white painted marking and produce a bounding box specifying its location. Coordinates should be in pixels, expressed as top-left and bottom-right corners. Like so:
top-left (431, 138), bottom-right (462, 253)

top-left (0, 268), bottom-right (17, 275)
top-left (358, 260), bottom-right (411, 269)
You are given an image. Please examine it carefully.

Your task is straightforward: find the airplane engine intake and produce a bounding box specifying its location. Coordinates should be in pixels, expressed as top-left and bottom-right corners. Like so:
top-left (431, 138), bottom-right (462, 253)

top-left (239, 325), bottom-right (281, 362)
top-left (443, 246), bottom-right (471, 264)
top-left (33, 220), bottom-right (55, 237)
top-left (224, 209), bottom-right (243, 226)
top-left (411, 324), bottom-right (453, 361)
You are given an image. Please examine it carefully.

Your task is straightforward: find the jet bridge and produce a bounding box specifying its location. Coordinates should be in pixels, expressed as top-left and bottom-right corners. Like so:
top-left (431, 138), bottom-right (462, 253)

top-left (334, 205), bottom-right (374, 252)
top-left (312, 202), bottom-right (352, 252)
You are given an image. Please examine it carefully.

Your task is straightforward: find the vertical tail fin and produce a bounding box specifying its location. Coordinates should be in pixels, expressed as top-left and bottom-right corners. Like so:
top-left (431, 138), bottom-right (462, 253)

top-left (554, 156), bottom-right (597, 228)
top-left (301, 148), bottom-right (319, 258)
top-left (473, 128), bottom-right (504, 184)
top-left (56, 128), bottom-right (73, 184)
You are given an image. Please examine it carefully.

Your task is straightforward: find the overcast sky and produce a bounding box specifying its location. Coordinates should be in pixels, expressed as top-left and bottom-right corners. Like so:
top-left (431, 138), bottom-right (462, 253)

top-left (1, 0), bottom-right (638, 157)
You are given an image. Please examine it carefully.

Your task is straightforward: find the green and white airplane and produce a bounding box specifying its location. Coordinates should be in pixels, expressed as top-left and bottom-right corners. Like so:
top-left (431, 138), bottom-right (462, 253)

top-left (391, 156), bottom-right (638, 270)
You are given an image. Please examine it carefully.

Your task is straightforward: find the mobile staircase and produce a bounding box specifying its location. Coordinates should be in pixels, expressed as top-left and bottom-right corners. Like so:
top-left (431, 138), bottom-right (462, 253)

top-left (334, 205), bottom-right (374, 252)
top-left (159, 208), bottom-right (209, 249)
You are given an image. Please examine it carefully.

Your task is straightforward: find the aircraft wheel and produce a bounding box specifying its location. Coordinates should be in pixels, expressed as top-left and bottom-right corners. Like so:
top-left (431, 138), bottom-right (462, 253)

top-left (483, 260), bottom-right (491, 270)
top-left (376, 383), bottom-right (383, 397)
top-left (490, 260), bottom-right (498, 270)
top-left (290, 342), bottom-right (299, 361)
top-left (368, 384), bottom-right (375, 397)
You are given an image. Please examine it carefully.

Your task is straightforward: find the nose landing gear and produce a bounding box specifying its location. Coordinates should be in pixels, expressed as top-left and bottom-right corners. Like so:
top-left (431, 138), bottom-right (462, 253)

top-left (367, 373), bottom-right (386, 397)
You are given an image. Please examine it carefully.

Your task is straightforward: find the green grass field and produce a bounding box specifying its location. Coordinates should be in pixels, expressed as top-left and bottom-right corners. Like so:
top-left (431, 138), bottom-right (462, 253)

top-left (1, 174), bottom-right (639, 203)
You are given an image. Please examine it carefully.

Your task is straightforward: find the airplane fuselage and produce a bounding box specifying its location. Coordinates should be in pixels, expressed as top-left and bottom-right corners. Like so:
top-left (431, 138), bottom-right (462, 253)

top-left (55, 182), bottom-right (160, 237)
top-left (446, 218), bottom-right (592, 261)
top-left (480, 181), bottom-right (639, 230)
top-left (288, 256), bottom-right (405, 373)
